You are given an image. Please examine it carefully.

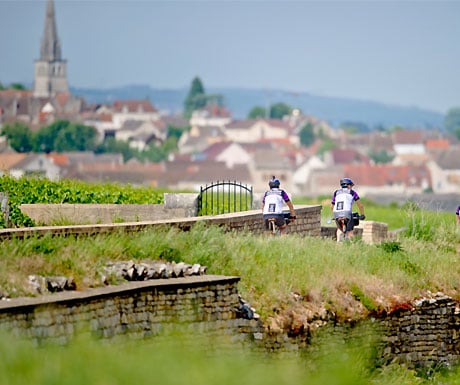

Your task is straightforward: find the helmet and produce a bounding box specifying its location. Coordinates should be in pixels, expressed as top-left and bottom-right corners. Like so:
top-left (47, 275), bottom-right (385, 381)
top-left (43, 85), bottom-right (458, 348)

top-left (269, 176), bottom-right (280, 188)
top-left (340, 178), bottom-right (354, 188)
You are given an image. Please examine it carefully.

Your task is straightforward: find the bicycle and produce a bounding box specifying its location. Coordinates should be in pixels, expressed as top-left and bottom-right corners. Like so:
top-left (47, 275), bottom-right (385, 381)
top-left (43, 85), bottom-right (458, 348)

top-left (328, 212), bottom-right (362, 242)
top-left (335, 216), bottom-right (350, 242)
top-left (267, 212), bottom-right (294, 235)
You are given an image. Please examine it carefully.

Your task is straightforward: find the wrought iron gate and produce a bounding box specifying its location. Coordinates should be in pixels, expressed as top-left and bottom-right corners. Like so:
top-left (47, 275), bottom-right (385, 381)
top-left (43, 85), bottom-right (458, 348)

top-left (198, 180), bottom-right (253, 216)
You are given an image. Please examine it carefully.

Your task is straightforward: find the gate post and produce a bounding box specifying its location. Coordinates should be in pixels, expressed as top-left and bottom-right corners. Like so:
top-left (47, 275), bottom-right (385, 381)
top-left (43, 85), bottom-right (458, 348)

top-left (0, 192), bottom-right (9, 228)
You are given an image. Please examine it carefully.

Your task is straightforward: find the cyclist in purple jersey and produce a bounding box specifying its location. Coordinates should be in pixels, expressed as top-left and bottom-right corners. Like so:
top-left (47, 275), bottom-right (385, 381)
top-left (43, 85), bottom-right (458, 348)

top-left (456, 205), bottom-right (460, 225)
top-left (330, 178), bottom-right (365, 239)
top-left (262, 176), bottom-right (296, 234)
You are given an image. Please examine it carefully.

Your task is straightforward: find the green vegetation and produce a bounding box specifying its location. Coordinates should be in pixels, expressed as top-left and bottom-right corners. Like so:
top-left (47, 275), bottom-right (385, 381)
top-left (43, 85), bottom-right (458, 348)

top-left (183, 76), bottom-right (224, 119)
top-left (247, 102), bottom-right (293, 120)
top-left (299, 121), bottom-right (315, 147)
top-left (444, 106), bottom-right (460, 140)
top-left (199, 191), bottom-right (253, 215)
top-left (3, 324), bottom-right (456, 385)
top-left (0, 118), bottom-right (187, 163)
top-left (1, 212), bottom-right (458, 315)
top-left (2, 120), bottom-right (98, 153)
top-left (1, 177), bottom-right (459, 383)
top-left (296, 195), bottom-right (453, 232)
top-left (0, 175), bottom-right (165, 227)
top-left (0, 215), bottom-right (459, 383)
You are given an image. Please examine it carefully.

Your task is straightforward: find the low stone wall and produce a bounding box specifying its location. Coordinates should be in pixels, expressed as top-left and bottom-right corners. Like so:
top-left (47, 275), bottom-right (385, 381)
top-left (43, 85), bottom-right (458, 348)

top-left (320, 221), bottom-right (387, 244)
top-left (19, 194), bottom-right (199, 225)
top-left (0, 275), bottom-right (262, 345)
top-left (1, 274), bottom-right (459, 368)
top-left (19, 203), bottom-right (191, 225)
top-left (2, 205), bottom-right (322, 240)
top-left (361, 221), bottom-right (388, 244)
top-left (381, 293), bottom-right (460, 368)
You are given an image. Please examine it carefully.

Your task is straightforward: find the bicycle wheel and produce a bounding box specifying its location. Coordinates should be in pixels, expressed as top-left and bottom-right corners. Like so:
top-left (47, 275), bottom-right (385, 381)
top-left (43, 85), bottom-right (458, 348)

top-left (268, 219), bottom-right (279, 235)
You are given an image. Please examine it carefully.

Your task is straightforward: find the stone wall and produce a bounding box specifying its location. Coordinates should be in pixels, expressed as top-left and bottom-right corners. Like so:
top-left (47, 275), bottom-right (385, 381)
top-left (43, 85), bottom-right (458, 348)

top-left (2, 205), bottom-right (322, 240)
top-left (320, 221), bottom-right (388, 244)
top-left (0, 275), bottom-right (262, 345)
top-left (19, 203), bottom-right (191, 225)
top-left (1, 274), bottom-right (459, 368)
top-left (381, 293), bottom-right (460, 368)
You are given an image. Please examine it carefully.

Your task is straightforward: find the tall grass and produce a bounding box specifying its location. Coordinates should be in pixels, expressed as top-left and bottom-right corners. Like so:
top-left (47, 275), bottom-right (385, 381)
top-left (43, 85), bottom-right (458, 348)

top-left (1, 217), bottom-right (459, 319)
top-left (0, 326), bottom-right (455, 385)
top-left (1, 207), bottom-right (460, 383)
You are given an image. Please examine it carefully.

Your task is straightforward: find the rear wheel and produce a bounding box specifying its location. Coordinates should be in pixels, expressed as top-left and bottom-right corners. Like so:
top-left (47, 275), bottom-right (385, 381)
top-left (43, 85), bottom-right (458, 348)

top-left (268, 219), bottom-right (279, 235)
top-left (336, 219), bottom-right (348, 242)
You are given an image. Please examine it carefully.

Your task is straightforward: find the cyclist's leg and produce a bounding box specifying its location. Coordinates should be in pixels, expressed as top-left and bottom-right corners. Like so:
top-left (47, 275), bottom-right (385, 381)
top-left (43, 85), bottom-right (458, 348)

top-left (263, 216), bottom-right (273, 234)
top-left (335, 218), bottom-right (344, 242)
top-left (276, 216), bottom-right (288, 235)
top-left (345, 217), bottom-right (354, 239)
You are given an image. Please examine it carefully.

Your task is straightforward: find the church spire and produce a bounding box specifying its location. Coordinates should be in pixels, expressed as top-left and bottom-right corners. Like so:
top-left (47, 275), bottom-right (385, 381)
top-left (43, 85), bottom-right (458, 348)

top-left (40, 0), bottom-right (62, 61)
top-left (33, 0), bottom-right (68, 98)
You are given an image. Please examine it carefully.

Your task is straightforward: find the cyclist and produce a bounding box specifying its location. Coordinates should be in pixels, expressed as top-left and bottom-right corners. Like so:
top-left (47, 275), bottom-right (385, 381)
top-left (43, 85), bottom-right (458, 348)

top-left (262, 176), bottom-right (296, 234)
top-left (330, 178), bottom-right (365, 240)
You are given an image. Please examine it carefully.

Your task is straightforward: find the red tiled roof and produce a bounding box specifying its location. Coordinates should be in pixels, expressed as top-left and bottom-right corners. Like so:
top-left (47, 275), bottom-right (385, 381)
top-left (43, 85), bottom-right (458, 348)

top-left (112, 100), bottom-right (157, 113)
top-left (425, 138), bottom-right (450, 150)
top-left (331, 148), bottom-right (371, 164)
top-left (392, 130), bottom-right (423, 144)
top-left (47, 152), bottom-right (69, 166)
top-left (0, 152), bottom-right (28, 170)
top-left (202, 142), bottom-right (233, 159)
top-left (343, 164), bottom-right (430, 187)
top-left (200, 104), bottom-right (232, 118)
top-left (55, 92), bottom-right (70, 107)
top-left (225, 118), bottom-right (292, 130)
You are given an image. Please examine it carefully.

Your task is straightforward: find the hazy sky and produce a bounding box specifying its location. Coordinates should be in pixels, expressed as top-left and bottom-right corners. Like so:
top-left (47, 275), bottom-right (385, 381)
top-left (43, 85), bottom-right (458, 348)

top-left (1, 0), bottom-right (459, 114)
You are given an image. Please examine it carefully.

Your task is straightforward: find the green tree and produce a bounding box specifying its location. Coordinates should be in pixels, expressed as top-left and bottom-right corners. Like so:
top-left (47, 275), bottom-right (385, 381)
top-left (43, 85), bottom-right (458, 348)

top-left (1, 122), bottom-right (34, 152)
top-left (0, 82), bottom-right (27, 91)
top-left (10, 83), bottom-right (26, 90)
top-left (141, 144), bottom-right (168, 163)
top-left (167, 124), bottom-right (190, 141)
top-left (95, 137), bottom-right (138, 162)
top-left (316, 138), bottom-right (337, 156)
top-left (340, 121), bottom-right (370, 133)
top-left (299, 122), bottom-right (315, 147)
top-left (444, 107), bottom-right (460, 140)
top-left (368, 149), bottom-right (394, 164)
top-left (34, 120), bottom-right (97, 153)
top-left (248, 106), bottom-right (266, 119)
top-left (269, 103), bottom-right (292, 119)
top-left (34, 120), bottom-right (69, 152)
top-left (54, 123), bottom-right (97, 152)
top-left (184, 77), bottom-right (207, 118)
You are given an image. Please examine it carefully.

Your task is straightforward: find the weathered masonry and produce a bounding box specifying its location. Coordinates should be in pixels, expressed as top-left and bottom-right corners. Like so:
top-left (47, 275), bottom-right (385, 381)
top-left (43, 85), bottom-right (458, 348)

top-left (6, 204), bottom-right (388, 244)
top-left (0, 276), bottom-right (261, 345)
top-left (381, 294), bottom-right (460, 367)
top-left (2, 205), bottom-right (323, 239)
top-left (0, 276), bottom-right (459, 368)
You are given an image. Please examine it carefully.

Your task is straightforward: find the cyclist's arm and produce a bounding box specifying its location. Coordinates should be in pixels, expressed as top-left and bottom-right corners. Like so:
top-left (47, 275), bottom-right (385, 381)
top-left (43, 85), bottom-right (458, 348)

top-left (286, 200), bottom-right (296, 218)
top-left (356, 199), bottom-right (365, 216)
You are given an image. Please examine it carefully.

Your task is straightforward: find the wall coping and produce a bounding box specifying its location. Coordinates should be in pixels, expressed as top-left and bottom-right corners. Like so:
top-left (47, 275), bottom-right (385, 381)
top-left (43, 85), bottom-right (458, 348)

top-left (0, 205), bottom-right (321, 240)
top-left (0, 275), bottom-right (240, 312)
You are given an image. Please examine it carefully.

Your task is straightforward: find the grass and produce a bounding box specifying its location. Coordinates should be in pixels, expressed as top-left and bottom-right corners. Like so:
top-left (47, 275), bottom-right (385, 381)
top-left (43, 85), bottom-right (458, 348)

top-left (0, 204), bottom-right (459, 383)
top-left (1, 210), bottom-right (459, 321)
top-left (295, 195), bottom-right (454, 231)
top-left (0, 323), bottom-right (457, 384)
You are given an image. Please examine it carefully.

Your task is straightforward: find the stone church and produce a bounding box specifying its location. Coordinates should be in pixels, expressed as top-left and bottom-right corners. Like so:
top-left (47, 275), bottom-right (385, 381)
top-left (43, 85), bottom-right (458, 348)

top-left (0, 0), bottom-right (83, 128)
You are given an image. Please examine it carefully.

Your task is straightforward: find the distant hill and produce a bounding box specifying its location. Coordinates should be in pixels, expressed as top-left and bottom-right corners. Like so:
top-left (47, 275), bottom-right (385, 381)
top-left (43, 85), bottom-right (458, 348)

top-left (72, 85), bottom-right (445, 129)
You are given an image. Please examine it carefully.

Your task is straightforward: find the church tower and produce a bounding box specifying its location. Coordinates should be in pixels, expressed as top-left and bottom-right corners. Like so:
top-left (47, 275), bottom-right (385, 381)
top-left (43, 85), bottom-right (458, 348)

top-left (33, 0), bottom-right (69, 98)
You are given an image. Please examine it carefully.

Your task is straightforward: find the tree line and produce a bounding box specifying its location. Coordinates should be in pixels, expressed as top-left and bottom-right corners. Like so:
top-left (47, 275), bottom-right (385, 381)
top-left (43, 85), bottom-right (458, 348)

top-left (2, 77), bottom-right (460, 164)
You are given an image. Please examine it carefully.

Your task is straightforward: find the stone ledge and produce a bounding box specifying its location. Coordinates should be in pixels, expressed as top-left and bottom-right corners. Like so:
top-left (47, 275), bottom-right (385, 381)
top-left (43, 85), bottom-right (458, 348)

top-left (0, 275), bottom-right (240, 312)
